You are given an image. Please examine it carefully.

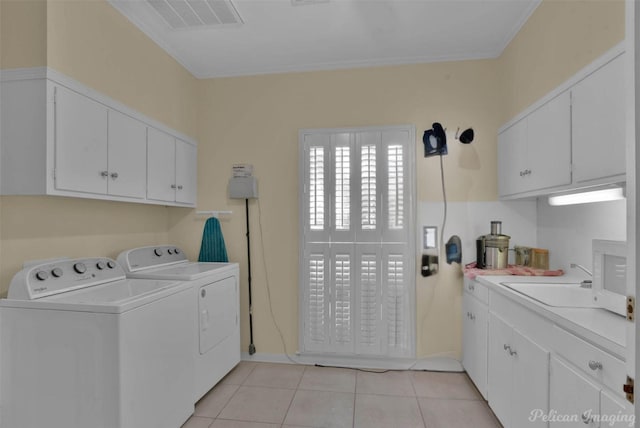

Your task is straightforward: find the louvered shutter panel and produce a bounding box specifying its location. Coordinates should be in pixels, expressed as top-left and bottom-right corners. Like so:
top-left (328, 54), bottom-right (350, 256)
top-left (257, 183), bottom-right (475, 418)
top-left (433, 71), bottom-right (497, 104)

top-left (383, 245), bottom-right (412, 357)
top-left (303, 244), bottom-right (331, 352)
top-left (330, 244), bottom-right (355, 353)
top-left (355, 132), bottom-right (381, 242)
top-left (382, 130), bottom-right (410, 243)
top-left (304, 134), bottom-right (331, 243)
top-left (332, 133), bottom-right (355, 243)
top-left (355, 244), bottom-right (383, 355)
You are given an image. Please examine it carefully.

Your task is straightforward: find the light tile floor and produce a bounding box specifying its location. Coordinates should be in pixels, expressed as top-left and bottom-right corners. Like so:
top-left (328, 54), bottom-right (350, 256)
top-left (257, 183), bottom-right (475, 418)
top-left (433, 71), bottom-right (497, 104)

top-left (182, 361), bottom-right (502, 428)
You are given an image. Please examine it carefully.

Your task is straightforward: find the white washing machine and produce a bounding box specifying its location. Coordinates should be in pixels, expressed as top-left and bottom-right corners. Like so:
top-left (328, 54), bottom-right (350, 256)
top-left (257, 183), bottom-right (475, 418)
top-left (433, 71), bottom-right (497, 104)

top-left (0, 257), bottom-right (195, 428)
top-left (117, 245), bottom-right (240, 401)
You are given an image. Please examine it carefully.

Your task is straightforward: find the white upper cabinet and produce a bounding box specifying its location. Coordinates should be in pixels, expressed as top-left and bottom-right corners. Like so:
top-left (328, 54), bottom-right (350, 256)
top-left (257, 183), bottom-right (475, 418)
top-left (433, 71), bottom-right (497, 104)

top-left (572, 53), bottom-right (626, 184)
top-left (147, 127), bottom-right (177, 203)
top-left (107, 110), bottom-right (147, 199)
top-left (498, 44), bottom-right (625, 199)
top-left (0, 69), bottom-right (197, 207)
top-left (497, 118), bottom-right (527, 198)
top-left (498, 91), bottom-right (571, 198)
top-left (175, 139), bottom-right (197, 205)
top-left (527, 91), bottom-right (572, 190)
top-left (147, 128), bottom-right (197, 206)
top-left (54, 85), bottom-right (109, 195)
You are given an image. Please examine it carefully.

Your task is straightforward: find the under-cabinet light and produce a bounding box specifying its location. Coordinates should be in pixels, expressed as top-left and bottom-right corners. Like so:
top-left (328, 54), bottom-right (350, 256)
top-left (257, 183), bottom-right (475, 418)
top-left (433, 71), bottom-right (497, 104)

top-left (548, 187), bottom-right (625, 206)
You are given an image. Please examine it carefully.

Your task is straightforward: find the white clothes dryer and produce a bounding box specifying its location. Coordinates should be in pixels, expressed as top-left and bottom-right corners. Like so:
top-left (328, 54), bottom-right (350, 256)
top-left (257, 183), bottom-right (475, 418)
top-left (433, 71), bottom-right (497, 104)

top-left (0, 257), bottom-right (195, 428)
top-left (117, 245), bottom-right (240, 401)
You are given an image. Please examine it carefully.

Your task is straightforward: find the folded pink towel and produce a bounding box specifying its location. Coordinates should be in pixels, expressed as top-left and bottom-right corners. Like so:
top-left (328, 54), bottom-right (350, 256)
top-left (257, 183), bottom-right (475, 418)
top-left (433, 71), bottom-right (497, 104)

top-left (464, 262), bottom-right (564, 280)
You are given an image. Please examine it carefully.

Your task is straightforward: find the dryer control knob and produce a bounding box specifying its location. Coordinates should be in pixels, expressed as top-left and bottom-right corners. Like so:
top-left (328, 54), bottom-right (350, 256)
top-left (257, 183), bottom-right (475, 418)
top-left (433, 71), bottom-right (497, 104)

top-left (73, 262), bottom-right (87, 274)
top-left (107, 261), bottom-right (116, 269)
top-left (174, 248), bottom-right (180, 254)
top-left (167, 249), bottom-right (173, 255)
top-left (96, 261), bottom-right (106, 270)
top-left (51, 268), bottom-right (63, 278)
top-left (154, 248), bottom-right (163, 257)
top-left (35, 270), bottom-right (49, 281)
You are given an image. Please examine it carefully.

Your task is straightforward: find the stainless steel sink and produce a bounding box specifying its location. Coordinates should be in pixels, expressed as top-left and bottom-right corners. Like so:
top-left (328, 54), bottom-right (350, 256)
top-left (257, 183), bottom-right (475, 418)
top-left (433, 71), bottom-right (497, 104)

top-left (500, 282), bottom-right (598, 308)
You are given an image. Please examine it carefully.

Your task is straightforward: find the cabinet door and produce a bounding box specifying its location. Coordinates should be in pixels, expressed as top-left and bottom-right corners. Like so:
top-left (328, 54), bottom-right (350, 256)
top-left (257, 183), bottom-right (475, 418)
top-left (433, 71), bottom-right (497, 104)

top-left (512, 328), bottom-right (550, 427)
top-left (147, 127), bottom-right (176, 202)
top-left (527, 91), bottom-right (572, 191)
top-left (550, 356), bottom-right (600, 427)
top-left (572, 54), bottom-right (626, 183)
top-left (462, 294), bottom-right (476, 382)
top-left (488, 313), bottom-right (514, 427)
top-left (107, 110), bottom-right (146, 199)
top-left (175, 139), bottom-right (197, 205)
top-left (54, 86), bottom-right (108, 194)
top-left (498, 119), bottom-right (527, 197)
top-left (600, 389), bottom-right (634, 428)
top-left (463, 295), bottom-right (488, 399)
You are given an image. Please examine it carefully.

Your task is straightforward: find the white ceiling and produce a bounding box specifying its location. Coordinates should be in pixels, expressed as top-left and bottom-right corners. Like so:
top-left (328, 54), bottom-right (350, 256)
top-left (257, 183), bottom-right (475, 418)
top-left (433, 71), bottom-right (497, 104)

top-left (108, 0), bottom-right (542, 78)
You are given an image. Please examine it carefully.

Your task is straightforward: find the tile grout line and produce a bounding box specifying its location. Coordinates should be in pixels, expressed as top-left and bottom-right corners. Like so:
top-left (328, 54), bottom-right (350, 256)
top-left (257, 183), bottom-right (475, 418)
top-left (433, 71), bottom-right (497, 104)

top-left (280, 364), bottom-right (308, 426)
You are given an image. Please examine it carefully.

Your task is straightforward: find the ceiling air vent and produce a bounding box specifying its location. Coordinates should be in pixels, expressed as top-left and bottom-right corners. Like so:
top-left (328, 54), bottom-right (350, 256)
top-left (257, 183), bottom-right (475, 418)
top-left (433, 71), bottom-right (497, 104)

top-left (148, 0), bottom-right (243, 29)
top-left (291, 0), bottom-right (329, 5)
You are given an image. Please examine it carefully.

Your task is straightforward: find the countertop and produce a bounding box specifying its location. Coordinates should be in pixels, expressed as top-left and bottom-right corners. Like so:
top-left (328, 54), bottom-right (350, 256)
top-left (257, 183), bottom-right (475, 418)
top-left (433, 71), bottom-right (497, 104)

top-left (474, 274), bottom-right (628, 360)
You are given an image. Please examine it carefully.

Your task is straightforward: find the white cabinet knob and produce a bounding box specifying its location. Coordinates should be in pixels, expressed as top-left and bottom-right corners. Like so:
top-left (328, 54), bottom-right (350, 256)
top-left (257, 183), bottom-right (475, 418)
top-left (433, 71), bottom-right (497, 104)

top-left (100, 170), bottom-right (108, 177)
top-left (581, 411), bottom-right (594, 424)
top-left (110, 172), bottom-right (118, 179)
top-left (171, 184), bottom-right (177, 189)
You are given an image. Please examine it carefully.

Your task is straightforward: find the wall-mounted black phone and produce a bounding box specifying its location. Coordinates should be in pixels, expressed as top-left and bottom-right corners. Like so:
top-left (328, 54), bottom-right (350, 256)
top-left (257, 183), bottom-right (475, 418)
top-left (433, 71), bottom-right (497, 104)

top-left (423, 122), bottom-right (447, 158)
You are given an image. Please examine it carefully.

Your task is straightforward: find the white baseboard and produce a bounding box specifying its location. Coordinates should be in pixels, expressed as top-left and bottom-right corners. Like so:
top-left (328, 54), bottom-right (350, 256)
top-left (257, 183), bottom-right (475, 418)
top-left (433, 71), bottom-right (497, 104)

top-left (241, 352), bottom-right (463, 372)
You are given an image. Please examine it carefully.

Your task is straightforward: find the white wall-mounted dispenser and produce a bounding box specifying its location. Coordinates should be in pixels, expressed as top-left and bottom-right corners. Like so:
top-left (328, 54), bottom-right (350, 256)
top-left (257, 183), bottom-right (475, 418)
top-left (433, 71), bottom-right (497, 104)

top-left (228, 176), bottom-right (258, 199)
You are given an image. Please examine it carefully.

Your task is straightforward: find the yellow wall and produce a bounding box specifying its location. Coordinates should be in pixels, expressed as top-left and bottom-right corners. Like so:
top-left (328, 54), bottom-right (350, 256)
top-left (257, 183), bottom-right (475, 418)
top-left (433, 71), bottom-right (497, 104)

top-left (0, 0), bottom-right (627, 358)
top-left (0, 0), bottom-right (47, 69)
top-left (0, 0), bottom-right (199, 294)
top-left (498, 0), bottom-right (625, 122)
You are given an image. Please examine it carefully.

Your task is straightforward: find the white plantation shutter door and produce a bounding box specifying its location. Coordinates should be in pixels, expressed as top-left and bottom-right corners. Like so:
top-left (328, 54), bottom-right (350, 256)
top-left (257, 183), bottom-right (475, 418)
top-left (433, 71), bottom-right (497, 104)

top-left (299, 126), bottom-right (415, 358)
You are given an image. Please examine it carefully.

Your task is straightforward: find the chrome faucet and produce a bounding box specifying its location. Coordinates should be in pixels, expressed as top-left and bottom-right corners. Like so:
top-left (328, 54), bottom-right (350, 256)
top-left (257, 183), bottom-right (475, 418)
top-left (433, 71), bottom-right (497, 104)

top-left (570, 263), bottom-right (593, 288)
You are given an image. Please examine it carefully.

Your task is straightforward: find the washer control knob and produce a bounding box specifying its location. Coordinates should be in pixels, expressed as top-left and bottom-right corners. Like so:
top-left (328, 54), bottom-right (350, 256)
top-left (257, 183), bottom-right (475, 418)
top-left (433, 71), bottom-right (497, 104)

top-left (51, 268), bottom-right (63, 278)
top-left (174, 248), bottom-right (180, 254)
top-left (73, 262), bottom-right (87, 274)
top-left (107, 261), bottom-right (116, 269)
top-left (154, 248), bottom-right (163, 257)
top-left (96, 261), bottom-right (106, 270)
top-left (167, 249), bottom-right (173, 255)
top-left (35, 271), bottom-right (49, 281)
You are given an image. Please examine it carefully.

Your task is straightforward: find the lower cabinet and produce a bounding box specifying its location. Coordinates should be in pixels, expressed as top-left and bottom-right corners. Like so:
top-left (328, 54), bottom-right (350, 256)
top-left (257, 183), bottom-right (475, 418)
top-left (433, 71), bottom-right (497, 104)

top-left (488, 312), bottom-right (550, 427)
top-left (550, 356), bottom-right (601, 427)
top-left (550, 356), bottom-right (633, 427)
top-left (462, 281), bottom-right (488, 399)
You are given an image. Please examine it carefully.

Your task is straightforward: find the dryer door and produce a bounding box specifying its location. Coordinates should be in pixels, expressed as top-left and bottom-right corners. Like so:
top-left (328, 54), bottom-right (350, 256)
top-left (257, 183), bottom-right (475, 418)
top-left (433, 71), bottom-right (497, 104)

top-left (199, 275), bottom-right (237, 354)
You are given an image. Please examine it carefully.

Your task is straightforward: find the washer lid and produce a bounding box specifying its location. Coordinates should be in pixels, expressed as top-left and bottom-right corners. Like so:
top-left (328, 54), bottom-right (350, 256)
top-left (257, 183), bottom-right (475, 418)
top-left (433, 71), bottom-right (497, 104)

top-left (1, 278), bottom-right (189, 314)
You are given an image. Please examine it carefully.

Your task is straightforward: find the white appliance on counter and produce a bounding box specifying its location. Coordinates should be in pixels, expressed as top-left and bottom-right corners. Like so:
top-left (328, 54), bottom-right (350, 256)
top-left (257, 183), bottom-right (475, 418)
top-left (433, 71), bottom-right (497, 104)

top-left (117, 245), bottom-right (240, 401)
top-left (0, 257), bottom-right (195, 428)
top-left (592, 239), bottom-right (627, 317)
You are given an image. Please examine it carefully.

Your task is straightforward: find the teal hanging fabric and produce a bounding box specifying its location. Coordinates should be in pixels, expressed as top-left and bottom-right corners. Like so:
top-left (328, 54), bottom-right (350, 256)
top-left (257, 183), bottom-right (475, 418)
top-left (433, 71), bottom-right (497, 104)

top-left (198, 217), bottom-right (229, 262)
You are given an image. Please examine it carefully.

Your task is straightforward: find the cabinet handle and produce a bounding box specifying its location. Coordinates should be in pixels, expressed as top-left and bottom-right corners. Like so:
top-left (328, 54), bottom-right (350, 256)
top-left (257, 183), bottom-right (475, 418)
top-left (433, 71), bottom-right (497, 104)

top-left (110, 172), bottom-right (118, 179)
top-left (588, 360), bottom-right (603, 371)
top-left (503, 344), bottom-right (511, 352)
top-left (581, 411), bottom-right (594, 424)
top-left (171, 184), bottom-right (177, 189)
top-left (177, 185), bottom-right (183, 190)
top-left (100, 171), bottom-right (109, 178)
top-left (468, 284), bottom-right (475, 291)
top-left (470, 313), bottom-right (476, 321)
top-left (509, 349), bottom-right (517, 357)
